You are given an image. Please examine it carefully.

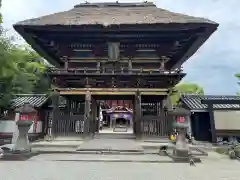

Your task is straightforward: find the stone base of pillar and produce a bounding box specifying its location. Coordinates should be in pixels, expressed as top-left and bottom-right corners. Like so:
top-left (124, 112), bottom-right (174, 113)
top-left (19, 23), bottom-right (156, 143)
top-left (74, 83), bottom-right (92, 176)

top-left (170, 154), bottom-right (201, 163)
top-left (13, 121), bottom-right (33, 153)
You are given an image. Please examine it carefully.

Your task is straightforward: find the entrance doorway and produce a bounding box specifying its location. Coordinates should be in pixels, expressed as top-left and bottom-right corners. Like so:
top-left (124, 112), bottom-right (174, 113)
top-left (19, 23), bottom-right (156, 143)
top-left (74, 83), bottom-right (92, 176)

top-left (191, 112), bottom-right (212, 142)
top-left (96, 95), bottom-right (134, 135)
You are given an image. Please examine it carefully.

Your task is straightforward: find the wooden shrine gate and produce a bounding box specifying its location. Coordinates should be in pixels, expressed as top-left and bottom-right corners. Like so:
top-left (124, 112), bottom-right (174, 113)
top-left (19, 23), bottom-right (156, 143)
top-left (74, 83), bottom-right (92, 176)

top-left (48, 89), bottom-right (172, 139)
top-left (140, 101), bottom-right (171, 137)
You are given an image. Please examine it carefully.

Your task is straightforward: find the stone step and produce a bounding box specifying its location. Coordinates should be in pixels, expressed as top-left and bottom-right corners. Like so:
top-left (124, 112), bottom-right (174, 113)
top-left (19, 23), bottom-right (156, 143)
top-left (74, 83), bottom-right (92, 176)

top-left (94, 133), bottom-right (136, 139)
top-left (31, 140), bottom-right (83, 148)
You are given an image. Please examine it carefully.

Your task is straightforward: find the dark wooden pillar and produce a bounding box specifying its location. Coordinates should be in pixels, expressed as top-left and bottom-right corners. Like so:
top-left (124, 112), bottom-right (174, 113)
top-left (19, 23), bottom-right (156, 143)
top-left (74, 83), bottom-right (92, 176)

top-left (50, 89), bottom-right (60, 138)
top-left (207, 104), bottom-right (217, 143)
top-left (83, 91), bottom-right (91, 137)
top-left (135, 91), bottom-right (142, 137)
top-left (91, 96), bottom-right (98, 133)
top-left (164, 94), bottom-right (173, 134)
top-left (132, 98), bottom-right (136, 134)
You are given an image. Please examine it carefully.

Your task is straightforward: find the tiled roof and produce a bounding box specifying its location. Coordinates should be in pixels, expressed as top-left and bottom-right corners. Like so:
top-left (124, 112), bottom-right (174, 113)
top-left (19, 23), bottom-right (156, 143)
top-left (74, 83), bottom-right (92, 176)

top-left (14, 2), bottom-right (217, 26)
top-left (180, 94), bottom-right (240, 111)
top-left (11, 94), bottom-right (49, 108)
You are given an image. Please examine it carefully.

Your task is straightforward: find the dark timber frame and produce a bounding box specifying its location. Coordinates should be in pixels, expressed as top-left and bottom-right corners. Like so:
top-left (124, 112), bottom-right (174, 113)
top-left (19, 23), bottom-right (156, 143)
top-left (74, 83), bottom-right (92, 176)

top-left (13, 2), bottom-right (218, 139)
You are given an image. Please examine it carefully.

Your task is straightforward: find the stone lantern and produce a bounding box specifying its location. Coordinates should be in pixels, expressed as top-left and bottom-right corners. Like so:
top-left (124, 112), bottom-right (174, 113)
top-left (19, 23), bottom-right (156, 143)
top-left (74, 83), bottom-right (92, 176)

top-left (169, 107), bottom-right (191, 137)
top-left (13, 102), bottom-right (36, 152)
top-left (168, 107), bottom-right (193, 161)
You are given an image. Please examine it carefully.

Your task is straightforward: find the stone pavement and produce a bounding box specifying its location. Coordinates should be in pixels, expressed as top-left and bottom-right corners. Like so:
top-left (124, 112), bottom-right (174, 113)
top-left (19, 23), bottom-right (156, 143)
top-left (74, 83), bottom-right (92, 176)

top-left (28, 153), bottom-right (171, 162)
top-left (77, 138), bottom-right (144, 152)
top-left (1, 152), bottom-right (240, 180)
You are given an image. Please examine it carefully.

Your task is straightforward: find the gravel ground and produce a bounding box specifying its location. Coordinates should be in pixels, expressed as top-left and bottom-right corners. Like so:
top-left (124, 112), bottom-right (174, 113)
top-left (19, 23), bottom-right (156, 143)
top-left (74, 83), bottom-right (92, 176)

top-left (1, 152), bottom-right (240, 180)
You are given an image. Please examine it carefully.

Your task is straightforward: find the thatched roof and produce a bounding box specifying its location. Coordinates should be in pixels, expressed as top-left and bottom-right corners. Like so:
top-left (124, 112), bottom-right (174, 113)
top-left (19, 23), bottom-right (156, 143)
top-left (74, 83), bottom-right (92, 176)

top-left (14, 2), bottom-right (217, 27)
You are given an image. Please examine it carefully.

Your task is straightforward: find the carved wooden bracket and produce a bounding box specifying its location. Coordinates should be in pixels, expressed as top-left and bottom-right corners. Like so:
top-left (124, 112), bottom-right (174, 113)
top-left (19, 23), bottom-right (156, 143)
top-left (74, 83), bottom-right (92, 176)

top-left (85, 77), bottom-right (96, 87)
top-left (111, 77), bottom-right (116, 88)
top-left (136, 78), bottom-right (141, 87)
top-left (159, 56), bottom-right (170, 71)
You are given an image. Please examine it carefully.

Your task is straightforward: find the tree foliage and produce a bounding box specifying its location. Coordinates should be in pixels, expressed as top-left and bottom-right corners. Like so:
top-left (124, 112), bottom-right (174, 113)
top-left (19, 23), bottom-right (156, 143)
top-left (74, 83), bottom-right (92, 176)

top-left (0, 34), bottom-right (50, 112)
top-left (235, 73), bottom-right (240, 95)
top-left (0, 0), bottom-right (2, 24)
top-left (171, 82), bottom-right (204, 105)
top-left (0, 4), bottom-right (49, 113)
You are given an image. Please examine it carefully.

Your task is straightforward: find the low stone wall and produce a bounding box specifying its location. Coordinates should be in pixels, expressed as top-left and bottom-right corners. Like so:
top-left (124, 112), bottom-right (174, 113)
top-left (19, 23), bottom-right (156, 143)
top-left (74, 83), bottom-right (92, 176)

top-left (0, 119), bottom-right (43, 145)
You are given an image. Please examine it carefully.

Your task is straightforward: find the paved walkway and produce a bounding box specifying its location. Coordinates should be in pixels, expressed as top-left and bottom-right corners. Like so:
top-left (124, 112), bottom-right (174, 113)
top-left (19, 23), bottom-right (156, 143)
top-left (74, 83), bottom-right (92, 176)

top-left (28, 153), bottom-right (171, 162)
top-left (77, 138), bottom-right (144, 152)
top-left (1, 152), bottom-right (240, 180)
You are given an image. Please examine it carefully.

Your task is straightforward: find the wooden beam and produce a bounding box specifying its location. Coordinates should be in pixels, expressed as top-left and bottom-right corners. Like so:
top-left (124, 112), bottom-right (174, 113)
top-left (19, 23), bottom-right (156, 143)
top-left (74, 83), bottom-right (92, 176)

top-left (140, 92), bottom-right (167, 95)
top-left (59, 88), bottom-right (168, 91)
top-left (60, 91), bottom-right (167, 95)
top-left (33, 30), bottom-right (202, 39)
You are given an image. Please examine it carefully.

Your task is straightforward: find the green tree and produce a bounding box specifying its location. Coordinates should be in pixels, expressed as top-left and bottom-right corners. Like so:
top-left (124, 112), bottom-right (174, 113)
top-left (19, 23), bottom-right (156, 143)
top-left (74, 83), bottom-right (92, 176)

top-left (171, 82), bottom-right (204, 105)
top-left (235, 73), bottom-right (240, 95)
top-left (0, 0), bottom-right (2, 24)
top-left (0, 34), bottom-right (50, 113)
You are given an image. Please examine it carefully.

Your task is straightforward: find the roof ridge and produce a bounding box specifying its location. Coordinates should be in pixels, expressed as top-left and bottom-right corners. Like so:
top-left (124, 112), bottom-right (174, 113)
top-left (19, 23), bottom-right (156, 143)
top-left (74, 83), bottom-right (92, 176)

top-left (180, 94), bottom-right (240, 111)
top-left (15, 94), bottom-right (47, 96)
top-left (74, 2), bottom-right (156, 8)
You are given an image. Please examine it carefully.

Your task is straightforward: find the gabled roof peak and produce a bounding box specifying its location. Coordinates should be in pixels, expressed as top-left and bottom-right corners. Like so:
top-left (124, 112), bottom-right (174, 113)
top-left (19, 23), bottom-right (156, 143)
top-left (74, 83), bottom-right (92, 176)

top-left (74, 2), bottom-right (156, 8)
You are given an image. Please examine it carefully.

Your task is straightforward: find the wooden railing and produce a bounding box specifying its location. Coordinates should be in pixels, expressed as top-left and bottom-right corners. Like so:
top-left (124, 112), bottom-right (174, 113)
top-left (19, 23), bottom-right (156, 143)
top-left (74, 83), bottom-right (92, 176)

top-left (47, 67), bottom-right (183, 75)
top-left (140, 115), bottom-right (170, 137)
top-left (54, 114), bottom-right (85, 136)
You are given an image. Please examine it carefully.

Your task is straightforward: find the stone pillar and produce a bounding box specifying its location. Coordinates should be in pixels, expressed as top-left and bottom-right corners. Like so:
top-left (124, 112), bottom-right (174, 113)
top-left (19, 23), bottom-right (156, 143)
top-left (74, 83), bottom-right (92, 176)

top-left (135, 91), bottom-right (141, 137)
top-left (83, 91), bottom-right (91, 137)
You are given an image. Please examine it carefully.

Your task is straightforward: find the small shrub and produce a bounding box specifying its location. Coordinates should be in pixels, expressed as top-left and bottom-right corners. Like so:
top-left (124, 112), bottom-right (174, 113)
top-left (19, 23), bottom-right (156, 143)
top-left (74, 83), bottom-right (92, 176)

top-left (215, 147), bottom-right (228, 154)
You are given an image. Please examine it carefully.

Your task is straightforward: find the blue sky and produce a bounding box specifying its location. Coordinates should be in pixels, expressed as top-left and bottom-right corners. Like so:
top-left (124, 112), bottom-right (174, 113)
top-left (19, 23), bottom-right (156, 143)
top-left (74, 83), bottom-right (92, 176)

top-left (2, 0), bottom-right (240, 95)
